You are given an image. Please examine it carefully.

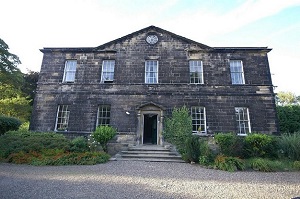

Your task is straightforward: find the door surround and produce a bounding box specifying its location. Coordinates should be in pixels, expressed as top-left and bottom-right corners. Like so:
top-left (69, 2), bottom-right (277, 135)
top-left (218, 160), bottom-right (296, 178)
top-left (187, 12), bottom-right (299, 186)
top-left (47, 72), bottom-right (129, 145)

top-left (136, 102), bottom-right (164, 145)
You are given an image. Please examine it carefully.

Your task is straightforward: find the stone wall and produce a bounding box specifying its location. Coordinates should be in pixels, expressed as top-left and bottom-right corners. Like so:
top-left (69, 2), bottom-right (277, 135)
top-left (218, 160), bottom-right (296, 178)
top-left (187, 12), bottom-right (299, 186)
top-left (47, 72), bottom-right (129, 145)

top-left (30, 27), bottom-right (278, 140)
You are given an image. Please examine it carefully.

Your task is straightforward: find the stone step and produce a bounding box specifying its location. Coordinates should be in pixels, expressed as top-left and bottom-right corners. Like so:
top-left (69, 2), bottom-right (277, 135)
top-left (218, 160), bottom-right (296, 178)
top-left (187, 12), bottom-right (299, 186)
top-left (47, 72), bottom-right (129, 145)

top-left (121, 150), bottom-right (177, 155)
top-left (113, 144), bottom-right (184, 163)
top-left (121, 153), bottom-right (182, 159)
top-left (113, 157), bottom-right (185, 163)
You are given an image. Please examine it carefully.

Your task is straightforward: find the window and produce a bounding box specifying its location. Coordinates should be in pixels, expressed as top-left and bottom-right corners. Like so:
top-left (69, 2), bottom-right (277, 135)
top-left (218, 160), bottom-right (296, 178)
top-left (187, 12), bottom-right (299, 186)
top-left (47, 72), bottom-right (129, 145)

top-left (55, 105), bottom-right (70, 131)
top-left (191, 107), bottom-right (206, 134)
top-left (97, 105), bottom-right (111, 126)
top-left (235, 107), bottom-right (251, 135)
top-left (189, 60), bottom-right (203, 84)
top-left (230, 60), bottom-right (245, 84)
top-left (145, 60), bottom-right (158, 83)
top-left (63, 60), bottom-right (77, 82)
top-left (101, 60), bottom-right (115, 82)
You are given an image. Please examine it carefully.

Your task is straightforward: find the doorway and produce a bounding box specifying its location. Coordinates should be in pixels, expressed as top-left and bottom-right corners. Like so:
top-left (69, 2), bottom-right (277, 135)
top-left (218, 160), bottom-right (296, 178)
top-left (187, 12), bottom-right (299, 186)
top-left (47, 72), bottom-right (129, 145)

top-left (143, 114), bottom-right (157, 144)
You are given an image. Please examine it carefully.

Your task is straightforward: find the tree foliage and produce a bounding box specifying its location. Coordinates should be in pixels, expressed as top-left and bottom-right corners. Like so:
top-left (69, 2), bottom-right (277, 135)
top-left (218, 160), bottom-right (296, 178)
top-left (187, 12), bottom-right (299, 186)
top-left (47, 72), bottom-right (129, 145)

top-left (0, 38), bottom-right (38, 123)
top-left (277, 105), bottom-right (300, 133)
top-left (163, 106), bottom-right (193, 154)
top-left (276, 91), bottom-right (299, 106)
top-left (0, 38), bottom-right (23, 88)
top-left (21, 70), bottom-right (39, 104)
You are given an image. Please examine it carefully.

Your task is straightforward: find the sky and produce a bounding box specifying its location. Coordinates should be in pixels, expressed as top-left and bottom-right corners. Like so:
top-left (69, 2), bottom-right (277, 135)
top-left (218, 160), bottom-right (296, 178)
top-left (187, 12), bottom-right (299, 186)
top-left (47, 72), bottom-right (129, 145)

top-left (1, 0), bottom-right (300, 95)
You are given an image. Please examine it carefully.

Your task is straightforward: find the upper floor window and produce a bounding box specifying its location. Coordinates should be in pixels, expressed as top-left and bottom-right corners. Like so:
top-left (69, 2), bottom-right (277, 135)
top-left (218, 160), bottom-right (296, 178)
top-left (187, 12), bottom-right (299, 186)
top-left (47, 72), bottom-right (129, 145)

top-left (230, 60), bottom-right (245, 84)
top-left (191, 107), bottom-right (206, 134)
top-left (55, 105), bottom-right (70, 131)
top-left (235, 107), bottom-right (251, 135)
top-left (189, 60), bottom-right (203, 84)
top-left (145, 60), bottom-right (158, 84)
top-left (63, 60), bottom-right (77, 82)
top-left (96, 105), bottom-right (111, 126)
top-left (101, 60), bottom-right (115, 83)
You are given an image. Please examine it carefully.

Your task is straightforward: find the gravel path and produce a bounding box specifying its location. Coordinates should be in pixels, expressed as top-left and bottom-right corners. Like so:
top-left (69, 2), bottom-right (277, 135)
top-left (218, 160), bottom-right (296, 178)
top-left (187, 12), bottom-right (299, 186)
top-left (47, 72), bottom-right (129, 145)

top-left (0, 161), bottom-right (300, 199)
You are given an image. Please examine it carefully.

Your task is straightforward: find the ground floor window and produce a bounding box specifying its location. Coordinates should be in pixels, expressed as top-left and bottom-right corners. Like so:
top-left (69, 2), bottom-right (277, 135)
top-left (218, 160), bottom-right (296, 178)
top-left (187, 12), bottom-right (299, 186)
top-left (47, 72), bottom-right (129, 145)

top-left (191, 107), bottom-right (206, 134)
top-left (235, 107), bottom-right (251, 135)
top-left (97, 105), bottom-right (111, 126)
top-left (55, 105), bottom-right (70, 131)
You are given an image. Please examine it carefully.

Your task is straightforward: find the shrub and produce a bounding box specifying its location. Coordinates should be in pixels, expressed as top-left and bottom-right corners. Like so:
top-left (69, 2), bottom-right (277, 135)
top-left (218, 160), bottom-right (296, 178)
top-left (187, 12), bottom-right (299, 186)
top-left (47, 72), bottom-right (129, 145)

top-left (70, 136), bottom-right (89, 152)
top-left (243, 133), bottom-right (276, 158)
top-left (92, 125), bottom-right (117, 152)
top-left (215, 133), bottom-right (244, 157)
top-left (247, 158), bottom-right (285, 172)
top-left (293, 161), bottom-right (300, 170)
top-left (0, 130), bottom-right (70, 159)
top-left (277, 105), bottom-right (300, 133)
top-left (214, 155), bottom-right (245, 172)
top-left (7, 150), bottom-right (110, 165)
top-left (0, 115), bottom-right (21, 135)
top-left (182, 135), bottom-right (201, 163)
top-left (198, 139), bottom-right (216, 166)
top-left (163, 106), bottom-right (193, 154)
top-left (278, 132), bottom-right (300, 161)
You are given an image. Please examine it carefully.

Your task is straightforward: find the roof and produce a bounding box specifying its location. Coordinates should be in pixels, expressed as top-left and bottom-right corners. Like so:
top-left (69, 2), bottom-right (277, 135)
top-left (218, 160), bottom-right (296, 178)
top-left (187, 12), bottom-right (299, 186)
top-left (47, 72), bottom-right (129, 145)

top-left (40, 25), bottom-right (272, 53)
top-left (95, 25), bottom-right (212, 50)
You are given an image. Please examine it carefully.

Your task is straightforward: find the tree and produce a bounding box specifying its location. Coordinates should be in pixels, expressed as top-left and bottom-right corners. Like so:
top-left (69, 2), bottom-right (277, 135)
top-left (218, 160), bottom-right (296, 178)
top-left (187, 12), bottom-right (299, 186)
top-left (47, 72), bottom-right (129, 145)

top-left (22, 70), bottom-right (39, 105)
top-left (0, 38), bottom-right (23, 88)
top-left (163, 106), bottom-right (193, 154)
top-left (276, 91), bottom-right (299, 106)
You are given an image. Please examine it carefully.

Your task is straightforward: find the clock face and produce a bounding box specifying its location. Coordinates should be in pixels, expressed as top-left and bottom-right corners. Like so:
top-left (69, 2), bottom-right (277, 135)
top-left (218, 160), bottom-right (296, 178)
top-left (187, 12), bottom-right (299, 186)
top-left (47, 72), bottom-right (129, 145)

top-left (146, 35), bottom-right (158, 44)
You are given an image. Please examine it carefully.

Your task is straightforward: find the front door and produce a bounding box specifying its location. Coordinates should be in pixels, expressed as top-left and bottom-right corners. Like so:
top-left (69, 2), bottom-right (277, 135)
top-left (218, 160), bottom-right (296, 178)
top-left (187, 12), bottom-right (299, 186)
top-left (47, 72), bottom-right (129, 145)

top-left (143, 114), bottom-right (157, 144)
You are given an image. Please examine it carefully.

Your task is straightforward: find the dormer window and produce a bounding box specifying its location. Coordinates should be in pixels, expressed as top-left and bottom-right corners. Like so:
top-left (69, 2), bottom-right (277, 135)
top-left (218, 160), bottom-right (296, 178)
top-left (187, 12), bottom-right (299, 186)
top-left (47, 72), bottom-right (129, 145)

top-left (101, 60), bottom-right (115, 83)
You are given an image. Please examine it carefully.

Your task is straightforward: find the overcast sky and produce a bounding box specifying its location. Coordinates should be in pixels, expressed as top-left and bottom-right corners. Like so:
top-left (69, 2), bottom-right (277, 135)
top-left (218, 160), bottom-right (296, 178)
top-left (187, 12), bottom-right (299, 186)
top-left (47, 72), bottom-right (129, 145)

top-left (1, 0), bottom-right (300, 94)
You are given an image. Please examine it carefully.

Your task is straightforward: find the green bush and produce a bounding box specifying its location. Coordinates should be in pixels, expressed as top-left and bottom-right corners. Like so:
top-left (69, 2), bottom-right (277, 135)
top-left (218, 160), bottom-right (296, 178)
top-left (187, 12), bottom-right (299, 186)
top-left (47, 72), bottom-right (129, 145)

top-left (243, 133), bottom-right (277, 158)
top-left (247, 158), bottom-right (285, 172)
top-left (277, 105), bottom-right (300, 133)
top-left (182, 135), bottom-right (201, 163)
top-left (70, 136), bottom-right (89, 152)
top-left (214, 155), bottom-right (245, 172)
top-left (7, 150), bottom-right (110, 165)
top-left (92, 125), bottom-right (116, 152)
top-left (215, 133), bottom-right (244, 157)
top-left (293, 161), bottom-right (300, 170)
top-left (278, 132), bottom-right (300, 161)
top-left (0, 130), bottom-right (70, 159)
top-left (198, 139), bottom-right (216, 166)
top-left (0, 115), bottom-right (21, 135)
top-left (163, 106), bottom-right (193, 154)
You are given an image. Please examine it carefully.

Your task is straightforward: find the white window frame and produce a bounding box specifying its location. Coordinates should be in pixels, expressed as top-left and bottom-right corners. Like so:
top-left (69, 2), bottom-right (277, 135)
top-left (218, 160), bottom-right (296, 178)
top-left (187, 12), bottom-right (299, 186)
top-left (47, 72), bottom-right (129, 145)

top-left (55, 105), bottom-right (70, 131)
top-left (235, 107), bottom-right (251, 135)
top-left (101, 60), bottom-right (115, 83)
top-left (63, 60), bottom-right (77, 82)
top-left (189, 60), bottom-right (204, 84)
top-left (145, 60), bottom-right (158, 84)
top-left (96, 105), bottom-right (111, 126)
top-left (191, 107), bottom-right (207, 134)
top-left (230, 60), bottom-right (245, 84)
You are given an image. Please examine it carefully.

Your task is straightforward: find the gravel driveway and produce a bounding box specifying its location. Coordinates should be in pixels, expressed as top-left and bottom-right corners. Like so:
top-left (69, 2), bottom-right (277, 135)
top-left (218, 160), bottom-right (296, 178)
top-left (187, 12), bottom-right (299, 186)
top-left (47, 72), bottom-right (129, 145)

top-left (0, 161), bottom-right (300, 199)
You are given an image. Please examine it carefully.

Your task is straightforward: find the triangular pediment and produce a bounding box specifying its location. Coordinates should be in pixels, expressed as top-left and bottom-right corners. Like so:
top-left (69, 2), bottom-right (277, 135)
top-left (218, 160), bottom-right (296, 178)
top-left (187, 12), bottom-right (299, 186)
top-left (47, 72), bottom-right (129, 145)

top-left (136, 101), bottom-right (165, 111)
top-left (94, 25), bottom-right (212, 51)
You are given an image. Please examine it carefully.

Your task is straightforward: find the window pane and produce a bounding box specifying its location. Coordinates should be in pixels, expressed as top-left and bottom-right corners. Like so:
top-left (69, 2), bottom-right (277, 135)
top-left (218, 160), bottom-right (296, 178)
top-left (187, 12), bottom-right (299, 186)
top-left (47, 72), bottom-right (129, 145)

top-left (191, 107), bottom-right (206, 133)
top-left (63, 60), bottom-right (77, 82)
top-left (97, 105), bottom-right (111, 126)
top-left (189, 60), bottom-right (203, 84)
top-left (55, 105), bottom-right (70, 131)
top-left (101, 60), bottom-right (115, 82)
top-left (145, 60), bottom-right (158, 83)
top-left (230, 60), bottom-right (244, 84)
top-left (235, 107), bottom-right (251, 134)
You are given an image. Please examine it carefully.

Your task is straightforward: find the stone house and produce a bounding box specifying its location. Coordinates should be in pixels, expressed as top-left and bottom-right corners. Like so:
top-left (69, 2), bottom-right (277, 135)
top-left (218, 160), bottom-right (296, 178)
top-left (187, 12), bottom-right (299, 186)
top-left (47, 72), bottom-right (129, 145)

top-left (30, 25), bottom-right (278, 147)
